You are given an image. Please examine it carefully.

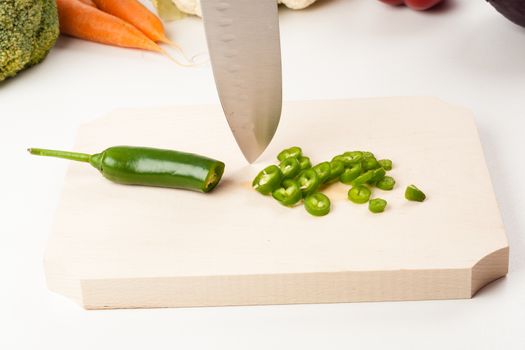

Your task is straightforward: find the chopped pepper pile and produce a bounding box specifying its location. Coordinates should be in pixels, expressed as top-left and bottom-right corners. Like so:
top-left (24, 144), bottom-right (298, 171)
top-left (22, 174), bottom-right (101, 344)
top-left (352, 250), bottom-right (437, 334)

top-left (253, 146), bottom-right (426, 217)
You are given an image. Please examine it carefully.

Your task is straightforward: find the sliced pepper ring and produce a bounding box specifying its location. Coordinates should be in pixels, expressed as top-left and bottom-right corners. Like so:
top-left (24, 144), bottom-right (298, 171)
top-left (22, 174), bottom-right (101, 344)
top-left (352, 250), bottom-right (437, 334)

top-left (313, 161), bottom-right (331, 184)
top-left (368, 167), bottom-right (386, 185)
top-left (326, 160), bottom-right (345, 183)
top-left (348, 185), bottom-right (371, 204)
top-left (376, 176), bottom-right (395, 191)
top-left (279, 157), bottom-right (301, 179)
top-left (252, 165), bottom-right (283, 195)
top-left (298, 156), bottom-right (312, 170)
top-left (342, 151), bottom-right (363, 165)
top-left (304, 192), bottom-right (331, 216)
top-left (272, 179), bottom-right (302, 206)
top-left (378, 159), bottom-right (393, 171)
top-left (277, 146), bottom-right (302, 162)
top-left (351, 169), bottom-right (374, 187)
top-left (405, 184), bottom-right (426, 202)
top-left (297, 169), bottom-right (320, 197)
top-left (362, 153), bottom-right (380, 171)
top-left (340, 162), bottom-right (362, 184)
top-left (332, 151), bottom-right (363, 167)
top-left (369, 198), bottom-right (387, 213)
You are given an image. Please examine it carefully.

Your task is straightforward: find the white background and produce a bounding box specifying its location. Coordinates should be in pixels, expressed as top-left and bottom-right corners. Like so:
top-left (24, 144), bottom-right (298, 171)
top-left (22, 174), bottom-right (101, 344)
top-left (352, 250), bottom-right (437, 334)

top-left (1, 0), bottom-right (524, 348)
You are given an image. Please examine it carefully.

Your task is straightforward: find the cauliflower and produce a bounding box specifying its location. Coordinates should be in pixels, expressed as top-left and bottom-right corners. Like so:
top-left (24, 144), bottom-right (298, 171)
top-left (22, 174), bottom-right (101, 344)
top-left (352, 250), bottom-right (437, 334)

top-left (0, 0), bottom-right (59, 82)
top-left (278, 0), bottom-right (318, 10)
top-left (155, 0), bottom-right (318, 18)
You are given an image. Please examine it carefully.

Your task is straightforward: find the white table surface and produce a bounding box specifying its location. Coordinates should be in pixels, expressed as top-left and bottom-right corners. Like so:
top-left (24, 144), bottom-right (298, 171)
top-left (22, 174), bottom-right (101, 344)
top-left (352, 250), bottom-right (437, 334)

top-left (1, 0), bottom-right (524, 349)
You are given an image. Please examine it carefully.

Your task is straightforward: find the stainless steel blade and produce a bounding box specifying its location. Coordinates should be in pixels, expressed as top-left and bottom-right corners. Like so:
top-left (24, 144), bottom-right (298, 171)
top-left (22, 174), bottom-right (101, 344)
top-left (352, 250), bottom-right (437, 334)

top-left (201, 0), bottom-right (282, 163)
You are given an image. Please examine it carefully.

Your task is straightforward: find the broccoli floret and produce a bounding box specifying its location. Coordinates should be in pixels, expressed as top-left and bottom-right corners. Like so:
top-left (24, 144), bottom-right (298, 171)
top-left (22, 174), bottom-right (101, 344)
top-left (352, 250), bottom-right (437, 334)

top-left (0, 0), bottom-right (59, 82)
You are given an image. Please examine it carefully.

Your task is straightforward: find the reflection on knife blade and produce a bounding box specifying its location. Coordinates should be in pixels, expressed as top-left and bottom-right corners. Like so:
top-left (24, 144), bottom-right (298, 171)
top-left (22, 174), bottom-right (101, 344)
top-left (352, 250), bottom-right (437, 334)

top-left (201, 0), bottom-right (283, 163)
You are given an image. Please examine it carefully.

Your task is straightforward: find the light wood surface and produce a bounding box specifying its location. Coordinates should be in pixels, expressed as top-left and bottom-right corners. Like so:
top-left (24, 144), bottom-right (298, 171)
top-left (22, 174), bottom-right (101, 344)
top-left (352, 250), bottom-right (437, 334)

top-left (44, 97), bottom-right (508, 309)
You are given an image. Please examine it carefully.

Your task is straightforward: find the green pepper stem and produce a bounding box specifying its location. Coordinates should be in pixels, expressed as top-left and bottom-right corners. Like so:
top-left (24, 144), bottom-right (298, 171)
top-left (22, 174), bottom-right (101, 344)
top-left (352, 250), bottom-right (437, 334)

top-left (28, 148), bottom-right (92, 163)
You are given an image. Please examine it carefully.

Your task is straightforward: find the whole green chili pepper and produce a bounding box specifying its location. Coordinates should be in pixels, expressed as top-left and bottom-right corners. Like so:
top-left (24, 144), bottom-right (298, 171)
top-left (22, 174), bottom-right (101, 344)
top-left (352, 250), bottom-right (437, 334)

top-left (28, 146), bottom-right (225, 193)
top-left (297, 169), bottom-right (320, 197)
top-left (272, 179), bottom-right (302, 207)
top-left (378, 159), bottom-right (393, 171)
top-left (253, 165), bottom-right (283, 195)
top-left (279, 157), bottom-right (301, 179)
top-left (369, 198), bottom-right (387, 213)
top-left (312, 162), bottom-right (331, 184)
top-left (405, 184), bottom-right (426, 202)
top-left (348, 185), bottom-right (371, 204)
top-left (340, 162), bottom-right (362, 184)
top-left (304, 192), bottom-right (331, 216)
top-left (277, 146), bottom-right (302, 162)
top-left (376, 176), bottom-right (395, 191)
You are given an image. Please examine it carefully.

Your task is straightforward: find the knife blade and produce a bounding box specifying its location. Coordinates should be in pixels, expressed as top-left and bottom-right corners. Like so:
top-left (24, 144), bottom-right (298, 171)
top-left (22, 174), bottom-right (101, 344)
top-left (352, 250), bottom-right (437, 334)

top-left (201, 0), bottom-right (282, 163)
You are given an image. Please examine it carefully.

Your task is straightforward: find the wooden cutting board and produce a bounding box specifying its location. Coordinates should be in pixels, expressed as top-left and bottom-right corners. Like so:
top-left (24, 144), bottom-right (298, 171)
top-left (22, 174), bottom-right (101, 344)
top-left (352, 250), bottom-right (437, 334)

top-left (45, 97), bottom-right (508, 309)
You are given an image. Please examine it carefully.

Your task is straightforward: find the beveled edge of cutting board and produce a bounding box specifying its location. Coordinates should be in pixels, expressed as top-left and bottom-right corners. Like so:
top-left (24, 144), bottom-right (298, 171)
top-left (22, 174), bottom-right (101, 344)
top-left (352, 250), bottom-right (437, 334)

top-left (78, 244), bottom-right (508, 310)
top-left (43, 244), bottom-right (509, 309)
top-left (470, 246), bottom-right (509, 297)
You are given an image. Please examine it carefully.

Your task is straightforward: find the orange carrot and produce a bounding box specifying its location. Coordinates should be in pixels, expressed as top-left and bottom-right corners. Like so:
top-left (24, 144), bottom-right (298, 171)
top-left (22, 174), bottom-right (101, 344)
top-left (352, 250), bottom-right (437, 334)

top-left (56, 0), bottom-right (165, 54)
top-left (92, 0), bottom-right (175, 46)
top-left (79, 0), bottom-right (96, 7)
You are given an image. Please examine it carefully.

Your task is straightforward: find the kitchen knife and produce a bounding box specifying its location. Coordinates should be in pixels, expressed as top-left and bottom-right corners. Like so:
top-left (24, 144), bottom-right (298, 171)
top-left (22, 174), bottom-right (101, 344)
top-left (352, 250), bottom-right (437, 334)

top-left (201, 0), bottom-right (282, 163)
